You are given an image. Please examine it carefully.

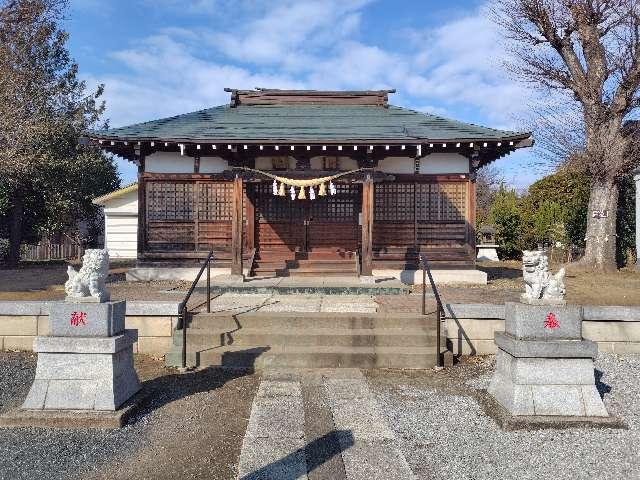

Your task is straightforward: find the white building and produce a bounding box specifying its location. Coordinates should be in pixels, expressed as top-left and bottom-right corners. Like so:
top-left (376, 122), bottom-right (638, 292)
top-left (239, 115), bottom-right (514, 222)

top-left (92, 184), bottom-right (138, 259)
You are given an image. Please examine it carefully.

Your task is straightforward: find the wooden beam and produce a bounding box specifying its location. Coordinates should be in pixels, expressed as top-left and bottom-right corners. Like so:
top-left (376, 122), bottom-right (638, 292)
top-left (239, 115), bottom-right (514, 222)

top-left (361, 176), bottom-right (374, 276)
top-left (231, 175), bottom-right (244, 275)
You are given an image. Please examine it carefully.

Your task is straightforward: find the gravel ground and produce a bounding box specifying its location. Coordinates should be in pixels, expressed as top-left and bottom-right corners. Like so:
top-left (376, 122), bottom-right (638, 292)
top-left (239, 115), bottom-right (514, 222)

top-left (2, 350), bottom-right (638, 480)
top-left (0, 353), bottom-right (259, 480)
top-left (367, 353), bottom-right (640, 480)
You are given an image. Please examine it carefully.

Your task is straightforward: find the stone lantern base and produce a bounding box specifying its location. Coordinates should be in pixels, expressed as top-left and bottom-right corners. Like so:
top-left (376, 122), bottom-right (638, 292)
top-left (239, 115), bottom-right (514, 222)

top-left (488, 302), bottom-right (608, 418)
top-left (476, 244), bottom-right (499, 262)
top-left (22, 331), bottom-right (140, 411)
top-left (20, 300), bottom-right (140, 413)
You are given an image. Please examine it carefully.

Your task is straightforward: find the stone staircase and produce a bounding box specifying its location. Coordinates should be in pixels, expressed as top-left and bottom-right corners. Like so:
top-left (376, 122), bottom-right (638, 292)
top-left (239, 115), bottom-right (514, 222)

top-left (165, 311), bottom-right (444, 369)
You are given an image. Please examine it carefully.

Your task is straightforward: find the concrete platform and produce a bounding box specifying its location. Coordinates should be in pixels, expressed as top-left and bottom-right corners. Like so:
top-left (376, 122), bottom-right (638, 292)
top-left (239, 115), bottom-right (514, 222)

top-left (476, 390), bottom-right (626, 431)
top-left (373, 268), bottom-right (488, 285)
top-left (128, 267), bottom-right (487, 287)
top-left (0, 394), bottom-right (141, 429)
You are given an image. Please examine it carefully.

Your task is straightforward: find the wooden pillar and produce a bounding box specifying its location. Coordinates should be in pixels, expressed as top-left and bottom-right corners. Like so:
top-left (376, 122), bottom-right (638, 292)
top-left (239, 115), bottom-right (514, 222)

top-left (361, 176), bottom-right (374, 276)
top-left (194, 181), bottom-right (200, 252)
top-left (136, 155), bottom-right (146, 262)
top-left (245, 184), bottom-right (255, 251)
top-left (466, 177), bottom-right (477, 257)
top-left (231, 175), bottom-right (244, 275)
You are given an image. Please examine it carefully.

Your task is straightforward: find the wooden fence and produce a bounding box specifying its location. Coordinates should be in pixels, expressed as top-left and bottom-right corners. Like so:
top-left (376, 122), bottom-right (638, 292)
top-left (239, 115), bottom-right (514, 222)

top-left (21, 242), bottom-right (82, 261)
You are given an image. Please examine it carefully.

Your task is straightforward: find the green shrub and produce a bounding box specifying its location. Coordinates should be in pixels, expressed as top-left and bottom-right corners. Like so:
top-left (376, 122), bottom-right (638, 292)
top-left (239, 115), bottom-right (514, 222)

top-left (487, 186), bottom-right (523, 259)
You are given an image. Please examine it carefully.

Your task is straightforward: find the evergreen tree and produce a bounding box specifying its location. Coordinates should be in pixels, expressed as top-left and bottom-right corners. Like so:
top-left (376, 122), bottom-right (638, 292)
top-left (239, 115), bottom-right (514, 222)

top-left (488, 186), bottom-right (523, 259)
top-left (0, 0), bottom-right (118, 264)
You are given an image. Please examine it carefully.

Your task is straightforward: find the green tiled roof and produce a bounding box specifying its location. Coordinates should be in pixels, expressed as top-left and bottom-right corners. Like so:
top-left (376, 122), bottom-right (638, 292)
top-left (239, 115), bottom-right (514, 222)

top-left (91, 104), bottom-right (529, 143)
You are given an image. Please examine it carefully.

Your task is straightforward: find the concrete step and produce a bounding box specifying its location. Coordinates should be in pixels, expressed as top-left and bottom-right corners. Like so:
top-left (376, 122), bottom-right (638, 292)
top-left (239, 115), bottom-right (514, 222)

top-left (165, 344), bottom-right (439, 369)
top-left (189, 312), bottom-right (437, 330)
top-left (173, 327), bottom-right (438, 348)
top-left (288, 270), bottom-right (356, 277)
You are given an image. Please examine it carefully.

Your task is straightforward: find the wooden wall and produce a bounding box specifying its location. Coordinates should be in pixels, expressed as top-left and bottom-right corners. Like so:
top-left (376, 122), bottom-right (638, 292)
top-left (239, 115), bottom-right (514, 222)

top-left (138, 176), bottom-right (473, 265)
top-left (143, 179), bottom-right (245, 259)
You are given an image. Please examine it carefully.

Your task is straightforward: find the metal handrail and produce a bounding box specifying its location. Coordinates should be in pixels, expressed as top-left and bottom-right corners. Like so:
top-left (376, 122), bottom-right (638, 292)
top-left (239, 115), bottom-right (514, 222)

top-left (179, 250), bottom-right (214, 368)
top-left (419, 253), bottom-right (444, 368)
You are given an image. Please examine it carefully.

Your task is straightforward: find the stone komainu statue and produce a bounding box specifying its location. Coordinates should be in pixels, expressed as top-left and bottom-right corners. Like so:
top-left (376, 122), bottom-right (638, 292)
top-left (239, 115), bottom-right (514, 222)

top-left (65, 249), bottom-right (110, 302)
top-left (521, 249), bottom-right (565, 304)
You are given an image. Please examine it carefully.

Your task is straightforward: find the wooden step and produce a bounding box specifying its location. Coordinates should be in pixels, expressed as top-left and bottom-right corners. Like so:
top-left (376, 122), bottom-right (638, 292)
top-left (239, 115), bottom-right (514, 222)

top-left (288, 271), bottom-right (356, 277)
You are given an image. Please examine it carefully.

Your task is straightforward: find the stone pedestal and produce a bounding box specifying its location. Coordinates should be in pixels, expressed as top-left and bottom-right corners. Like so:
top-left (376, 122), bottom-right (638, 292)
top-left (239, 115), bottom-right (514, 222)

top-left (488, 302), bottom-right (608, 417)
top-left (476, 244), bottom-right (499, 262)
top-left (21, 300), bottom-right (140, 412)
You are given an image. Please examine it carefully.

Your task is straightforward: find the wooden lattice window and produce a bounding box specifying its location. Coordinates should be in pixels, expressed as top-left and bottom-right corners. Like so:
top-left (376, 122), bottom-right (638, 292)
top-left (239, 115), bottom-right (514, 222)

top-left (416, 183), bottom-right (466, 222)
top-left (255, 183), bottom-right (302, 222)
top-left (146, 182), bottom-right (194, 221)
top-left (374, 183), bottom-right (414, 222)
top-left (198, 183), bottom-right (232, 220)
top-left (375, 182), bottom-right (467, 223)
top-left (311, 184), bottom-right (359, 222)
top-left (440, 183), bottom-right (466, 221)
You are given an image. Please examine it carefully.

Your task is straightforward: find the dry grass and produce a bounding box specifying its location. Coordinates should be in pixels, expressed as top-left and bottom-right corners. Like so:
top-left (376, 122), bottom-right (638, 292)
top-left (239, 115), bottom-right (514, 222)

top-left (0, 260), bottom-right (638, 306)
top-left (477, 261), bottom-right (640, 306)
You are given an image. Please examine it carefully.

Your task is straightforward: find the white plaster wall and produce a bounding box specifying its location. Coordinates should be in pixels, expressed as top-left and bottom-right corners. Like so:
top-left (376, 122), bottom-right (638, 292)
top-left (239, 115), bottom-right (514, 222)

top-left (145, 152), bottom-right (194, 173)
top-left (200, 156), bottom-right (228, 173)
top-left (377, 157), bottom-right (415, 174)
top-left (104, 214), bottom-right (137, 259)
top-left (419, 153), bottom-right (469, 174)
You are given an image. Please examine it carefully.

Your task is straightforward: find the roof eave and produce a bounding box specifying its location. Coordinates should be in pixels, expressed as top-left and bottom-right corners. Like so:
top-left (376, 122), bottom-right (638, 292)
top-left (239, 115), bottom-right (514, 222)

top-left (92, 184), bottom-right (138, 205)
top-left (86, 132), bottom-right (533, 145)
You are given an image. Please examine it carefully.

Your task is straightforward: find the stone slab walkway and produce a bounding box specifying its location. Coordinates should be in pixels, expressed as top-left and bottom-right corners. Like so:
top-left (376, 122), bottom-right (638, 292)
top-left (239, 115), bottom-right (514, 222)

top-left (237, 369), bottom-right (415, 480)
top-left (193, 293), bottom-right (378, 314)
top-left (188, 276), bottom-right (411, 296)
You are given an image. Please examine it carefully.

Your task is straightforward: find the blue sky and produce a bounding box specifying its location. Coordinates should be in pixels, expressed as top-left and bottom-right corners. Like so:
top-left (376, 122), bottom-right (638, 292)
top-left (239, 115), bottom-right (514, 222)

top-left (67, 0), bottom-right (550, 188)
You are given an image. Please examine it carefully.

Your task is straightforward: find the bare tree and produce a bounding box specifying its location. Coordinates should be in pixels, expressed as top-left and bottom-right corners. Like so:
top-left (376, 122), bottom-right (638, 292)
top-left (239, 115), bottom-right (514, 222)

top-left (492, 0), bottom-right (640, 271)
top-left (475, 165), bottom-right (505, 223)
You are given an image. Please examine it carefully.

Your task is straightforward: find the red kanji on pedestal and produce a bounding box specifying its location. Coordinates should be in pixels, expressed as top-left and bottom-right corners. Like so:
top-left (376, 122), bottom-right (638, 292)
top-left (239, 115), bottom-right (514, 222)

top-left (544, 312), bottom-right (560, 329)
top-left (70, 311), bottom-right (87, 327)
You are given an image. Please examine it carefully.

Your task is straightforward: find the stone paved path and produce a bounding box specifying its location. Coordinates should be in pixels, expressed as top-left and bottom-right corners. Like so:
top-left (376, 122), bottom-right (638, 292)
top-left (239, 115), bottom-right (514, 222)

top-left (196, 293), bottom-right (378, 314)
top-left (237, 369), bottom-right (415, 480)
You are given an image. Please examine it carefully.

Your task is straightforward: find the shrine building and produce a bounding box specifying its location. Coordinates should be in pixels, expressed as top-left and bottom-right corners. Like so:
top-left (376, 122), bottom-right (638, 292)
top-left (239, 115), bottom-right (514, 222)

top-left (88, 88), bottom-right (532, 283)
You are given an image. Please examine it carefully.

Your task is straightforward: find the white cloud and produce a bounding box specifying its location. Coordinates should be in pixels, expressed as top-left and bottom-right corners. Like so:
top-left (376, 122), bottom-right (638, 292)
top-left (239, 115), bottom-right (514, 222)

top-left (91, 35), bottom-right (303, 127)
top-left (84, 0), bottom-right (568, 186)
top-left (91, 1), bottom-right (550, 138)
top-left (210, 0), bottom-right (373, 67)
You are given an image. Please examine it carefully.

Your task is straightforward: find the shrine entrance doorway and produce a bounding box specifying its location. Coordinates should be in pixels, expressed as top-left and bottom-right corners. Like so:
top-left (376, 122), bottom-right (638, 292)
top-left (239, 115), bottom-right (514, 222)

top-left (253, 182), bottom-right (361, 254)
